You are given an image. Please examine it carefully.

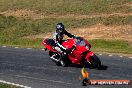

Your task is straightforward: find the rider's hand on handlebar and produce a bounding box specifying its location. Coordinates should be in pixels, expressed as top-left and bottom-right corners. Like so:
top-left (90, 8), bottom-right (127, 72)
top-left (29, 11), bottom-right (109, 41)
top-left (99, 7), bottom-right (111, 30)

top-left (65, 45), bottom-right (76, 54)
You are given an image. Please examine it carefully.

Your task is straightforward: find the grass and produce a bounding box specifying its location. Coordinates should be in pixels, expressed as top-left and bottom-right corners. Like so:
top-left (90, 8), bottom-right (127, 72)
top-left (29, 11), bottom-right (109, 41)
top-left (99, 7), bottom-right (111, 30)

top-left (0, 0), bottom-right (131, 14)
top-left (89, 39), bottom-right (132, 54)
top-left (0, 83), bottom-right (21, 88)
top-left (1, 38), bottom-right (132, 54)
top-left (0, 15), bottom-right (131, 37)
top-left (0, 38), bottom-right (42, 48)
top-left (0, 15), bottom-right (132, 54)
top-left (0, 0), bottom-right (131, 54)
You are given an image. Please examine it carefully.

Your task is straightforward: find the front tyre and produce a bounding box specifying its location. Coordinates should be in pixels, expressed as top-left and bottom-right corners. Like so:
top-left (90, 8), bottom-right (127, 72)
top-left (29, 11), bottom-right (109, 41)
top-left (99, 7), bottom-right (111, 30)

top-left (89, 54), bottom-right (101, 69)
top-left (56, 60), bottom-right (68, 67)
top-left (60, 60), bottom-right (68, 67)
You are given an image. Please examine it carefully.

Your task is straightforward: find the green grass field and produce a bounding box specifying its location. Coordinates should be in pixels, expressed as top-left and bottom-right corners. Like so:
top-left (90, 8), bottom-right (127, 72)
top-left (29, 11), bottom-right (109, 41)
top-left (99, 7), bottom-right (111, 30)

top-left (0, 0), bottom-right (131, 14)
top-left (0, 83), bottom-right (21, 88)
top-left (89, 39), bottom-right (132, 54)
top-left (0, 0), bottom-right (132, 54)
top-left (0, 15), bottom-right (131, 41)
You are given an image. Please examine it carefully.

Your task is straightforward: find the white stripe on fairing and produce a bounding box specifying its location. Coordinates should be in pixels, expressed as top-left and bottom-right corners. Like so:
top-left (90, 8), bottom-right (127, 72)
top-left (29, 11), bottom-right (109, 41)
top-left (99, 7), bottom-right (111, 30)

top-left (15, 47), bottom-right (19, 48)
top-left (0, 80), bottom-right (31, 88)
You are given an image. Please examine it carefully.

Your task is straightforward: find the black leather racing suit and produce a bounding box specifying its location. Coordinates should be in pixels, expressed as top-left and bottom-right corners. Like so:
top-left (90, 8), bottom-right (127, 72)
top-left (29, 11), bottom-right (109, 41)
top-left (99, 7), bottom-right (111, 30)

top-left (52, 30), bottom-right (75, 53)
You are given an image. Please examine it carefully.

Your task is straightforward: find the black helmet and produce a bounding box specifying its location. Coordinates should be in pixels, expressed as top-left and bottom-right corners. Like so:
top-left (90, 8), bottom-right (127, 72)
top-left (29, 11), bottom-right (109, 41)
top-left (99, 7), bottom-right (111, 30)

top-left (56, 23), bottom-right (65, 33)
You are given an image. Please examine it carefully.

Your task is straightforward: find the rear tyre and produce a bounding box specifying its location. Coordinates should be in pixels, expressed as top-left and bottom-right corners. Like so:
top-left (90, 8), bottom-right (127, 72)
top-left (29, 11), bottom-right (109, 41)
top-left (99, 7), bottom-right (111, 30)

top-left (89, 54), bottom-right (101, 69)
top-left (56, 62), bottom-right (61, 66)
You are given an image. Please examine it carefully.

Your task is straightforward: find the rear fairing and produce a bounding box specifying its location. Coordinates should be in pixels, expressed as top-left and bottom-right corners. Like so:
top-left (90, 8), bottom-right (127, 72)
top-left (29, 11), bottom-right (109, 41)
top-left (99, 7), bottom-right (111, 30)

top-left (42, 38), bottom-right (57, 52)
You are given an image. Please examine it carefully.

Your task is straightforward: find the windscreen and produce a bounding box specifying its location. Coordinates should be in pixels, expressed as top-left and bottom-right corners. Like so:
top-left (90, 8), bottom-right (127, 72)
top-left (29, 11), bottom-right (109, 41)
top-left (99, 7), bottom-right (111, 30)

top-left (74, 39), bottom-right (86, 46)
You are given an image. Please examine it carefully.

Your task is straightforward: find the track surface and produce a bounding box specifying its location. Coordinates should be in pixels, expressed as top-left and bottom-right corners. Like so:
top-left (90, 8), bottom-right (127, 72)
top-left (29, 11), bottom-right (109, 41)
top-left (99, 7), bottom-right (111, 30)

top-left (0, 46), bottom-right (132, 88)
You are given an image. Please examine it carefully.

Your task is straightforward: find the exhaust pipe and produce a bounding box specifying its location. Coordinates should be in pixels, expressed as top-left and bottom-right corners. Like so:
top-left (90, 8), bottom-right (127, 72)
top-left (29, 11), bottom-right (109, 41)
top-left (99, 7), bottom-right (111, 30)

top-left (50, 54), bottom-right (60, 62)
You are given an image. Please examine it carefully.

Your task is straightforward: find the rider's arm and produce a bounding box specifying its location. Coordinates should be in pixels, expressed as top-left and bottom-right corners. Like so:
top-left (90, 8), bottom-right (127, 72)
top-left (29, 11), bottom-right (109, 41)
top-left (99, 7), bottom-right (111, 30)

top-left (64, 30), bottom-right (75, 38)
top-left (53, 32), bottom-right (66, 51)
top-left (56, 41), bottom-right (66, 51)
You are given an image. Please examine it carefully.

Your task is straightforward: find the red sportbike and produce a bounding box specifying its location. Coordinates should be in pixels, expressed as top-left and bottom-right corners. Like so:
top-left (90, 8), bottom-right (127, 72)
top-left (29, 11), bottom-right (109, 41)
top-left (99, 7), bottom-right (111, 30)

top-left (42, 37), bottom-right (101, 68)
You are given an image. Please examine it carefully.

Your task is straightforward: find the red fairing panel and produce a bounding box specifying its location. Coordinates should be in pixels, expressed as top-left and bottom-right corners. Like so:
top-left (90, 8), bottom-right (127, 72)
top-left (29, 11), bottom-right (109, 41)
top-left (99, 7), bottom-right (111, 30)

top-left (42, 39), bottom-right (56, 52)
top-left (68, 54), bottom-right (83, 64)
top-left (62, 39), bottom-right (75, 49)
top-left (69, 47), bottom-right (86, 64)
top-left (62, 38), bottom-right (90, 64)
top-left (85, 51), bottom-right (94, 62)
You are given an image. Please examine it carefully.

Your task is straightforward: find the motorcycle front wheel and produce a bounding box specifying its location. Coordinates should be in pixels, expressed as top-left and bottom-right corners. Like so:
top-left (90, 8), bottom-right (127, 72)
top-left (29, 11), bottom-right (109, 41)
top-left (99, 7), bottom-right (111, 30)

top-left (89, 54), bottom-right (101, 69)
top-left (60, 60), bottom-right (68, 67)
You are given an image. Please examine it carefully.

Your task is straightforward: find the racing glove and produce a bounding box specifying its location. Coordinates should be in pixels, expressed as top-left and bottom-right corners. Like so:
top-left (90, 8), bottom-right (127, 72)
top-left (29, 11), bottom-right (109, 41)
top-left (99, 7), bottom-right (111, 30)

top-left (66, 45), bottom-right (76, 53)
top-left (61, 45), bottom-right (76, 56)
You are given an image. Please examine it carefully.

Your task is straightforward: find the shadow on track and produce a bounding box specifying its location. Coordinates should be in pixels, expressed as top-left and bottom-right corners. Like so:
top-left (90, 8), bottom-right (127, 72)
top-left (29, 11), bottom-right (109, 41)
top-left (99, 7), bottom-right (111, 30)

top-left (98, 65), bottom-right (108, 70)
top-left (68, 64), bottom-right (108, 70)
top-left (85, 65), bottom-right (108, 70)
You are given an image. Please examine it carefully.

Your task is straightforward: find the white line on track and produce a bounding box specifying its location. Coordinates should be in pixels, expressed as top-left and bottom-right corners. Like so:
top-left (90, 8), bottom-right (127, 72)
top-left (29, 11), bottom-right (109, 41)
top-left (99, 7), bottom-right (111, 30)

top-left (108, 54), bottom-right (113, 56)
top-left (15, 47), bottom-right (19, 49)
top-left (41, 49), bottom-right (45, 51)
top-left (0, 80), bottom-right (31, 88)
top-left (27, 48), bottom-right (32, 50)
top-left (129, 57), bottom-right (132, 59)
top-left (99, 54), bottom-right (102, 56)
top-left (120, 56), bottom-right (123, 58)
top-left (2, 46), bottom-right (6, 47)
top-left (1, 45), bottom-right (132, 59)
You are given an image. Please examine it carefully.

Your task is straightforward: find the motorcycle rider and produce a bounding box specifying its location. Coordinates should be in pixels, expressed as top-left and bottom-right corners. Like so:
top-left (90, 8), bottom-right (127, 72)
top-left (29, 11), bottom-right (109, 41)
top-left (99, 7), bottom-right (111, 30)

top-left (47, 23), bottom-right (82, 66)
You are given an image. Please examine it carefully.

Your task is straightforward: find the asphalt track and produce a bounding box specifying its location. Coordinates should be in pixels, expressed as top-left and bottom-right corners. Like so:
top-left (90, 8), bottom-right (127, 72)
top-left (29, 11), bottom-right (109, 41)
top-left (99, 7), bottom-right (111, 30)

top-left (0, 46), bottom-right (132, 88)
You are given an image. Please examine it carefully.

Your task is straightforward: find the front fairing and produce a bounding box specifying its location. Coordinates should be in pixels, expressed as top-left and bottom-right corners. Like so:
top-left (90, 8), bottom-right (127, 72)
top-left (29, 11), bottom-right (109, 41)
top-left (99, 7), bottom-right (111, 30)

top-left (62, 38), bottom-right (75, 49)
top-left (62, 38), bottom-right (90, 52)
top-left (74, 38), bottom-right (90, 53)
top-left (62, 38), bottom-right (91, 64)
